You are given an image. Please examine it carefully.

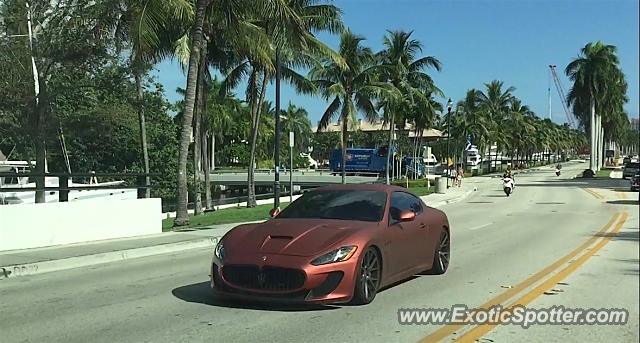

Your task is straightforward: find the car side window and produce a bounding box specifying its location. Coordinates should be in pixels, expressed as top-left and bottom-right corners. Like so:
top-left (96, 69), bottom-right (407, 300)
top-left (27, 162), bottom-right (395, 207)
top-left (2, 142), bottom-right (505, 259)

top-left (388, 191), bottom-right (422, 226)
top-left (407, 193), bottom-right (423, 214)
top-left (388, 192), bottom-right (406, 226)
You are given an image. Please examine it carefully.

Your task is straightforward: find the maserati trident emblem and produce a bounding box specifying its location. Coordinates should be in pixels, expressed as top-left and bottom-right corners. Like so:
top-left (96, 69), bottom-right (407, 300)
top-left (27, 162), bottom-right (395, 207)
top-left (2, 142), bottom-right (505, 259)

top-left (257, 271), bottom-right (266, 287)
top-left (261, 255), bottom-right (267, 261)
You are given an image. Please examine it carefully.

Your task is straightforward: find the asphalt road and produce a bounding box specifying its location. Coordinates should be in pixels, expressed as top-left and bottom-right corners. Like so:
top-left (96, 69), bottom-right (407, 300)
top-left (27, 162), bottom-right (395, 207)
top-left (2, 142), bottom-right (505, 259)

top-left (1, 163), bottom-right (638, 343)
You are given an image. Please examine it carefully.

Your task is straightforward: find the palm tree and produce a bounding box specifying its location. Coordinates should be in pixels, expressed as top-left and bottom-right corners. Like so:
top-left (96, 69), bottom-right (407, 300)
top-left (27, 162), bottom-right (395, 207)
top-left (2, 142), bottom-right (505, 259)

top-left (282, 102), bottom-right (312, 150)
top-left (174, 0), bottom-right (211, 227)
top-left (220, 0), bottom-right (343, 207)
top-left (477, 80), bottom-right (515, 173)
top-left (566, 41), bottom-right (626, 173)
top-left (119, 0), bottom-right (193, 199)
top-left (454, 89), bottom-right (489, 169)
top-left (377, 30), bottom-right (442, 184)
top-left (408, 91), bottom-right (442, 178)
top-left (310, 29), bottom-right (382, 184)
top-left (175, 0), bottom-right (322, 223)
top-left (505, 98), bottom-right (534, 166)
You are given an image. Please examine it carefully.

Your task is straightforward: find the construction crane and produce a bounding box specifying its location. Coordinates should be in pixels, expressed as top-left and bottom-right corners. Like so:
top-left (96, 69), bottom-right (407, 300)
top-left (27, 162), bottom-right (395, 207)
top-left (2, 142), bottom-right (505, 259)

top-left (549, 65), bottom-right (577, 129)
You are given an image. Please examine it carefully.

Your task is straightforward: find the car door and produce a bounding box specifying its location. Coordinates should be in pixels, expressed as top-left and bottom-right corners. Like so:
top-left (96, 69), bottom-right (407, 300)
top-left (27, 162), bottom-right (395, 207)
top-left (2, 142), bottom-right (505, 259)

top-left (405, 194), bottom-right (436, 268)
top-left (387, 191), bottom-right (425, 276)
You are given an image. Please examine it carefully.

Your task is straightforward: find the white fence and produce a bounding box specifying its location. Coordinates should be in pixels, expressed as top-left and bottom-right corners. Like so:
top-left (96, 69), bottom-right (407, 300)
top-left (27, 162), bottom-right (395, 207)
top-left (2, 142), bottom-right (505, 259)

top-left (0, 198), bottom-right (161, 251)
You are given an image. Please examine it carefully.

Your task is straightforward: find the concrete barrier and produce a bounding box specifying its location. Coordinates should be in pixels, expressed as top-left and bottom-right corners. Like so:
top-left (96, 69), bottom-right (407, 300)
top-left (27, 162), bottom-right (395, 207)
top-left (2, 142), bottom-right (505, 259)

top-left (0, 198), bottom-right (161, 251)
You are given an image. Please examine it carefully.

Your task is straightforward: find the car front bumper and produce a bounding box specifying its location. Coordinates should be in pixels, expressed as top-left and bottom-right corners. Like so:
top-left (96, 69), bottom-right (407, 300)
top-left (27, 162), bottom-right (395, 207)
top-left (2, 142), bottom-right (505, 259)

top-left (210, 252), bottom-right (361, 304)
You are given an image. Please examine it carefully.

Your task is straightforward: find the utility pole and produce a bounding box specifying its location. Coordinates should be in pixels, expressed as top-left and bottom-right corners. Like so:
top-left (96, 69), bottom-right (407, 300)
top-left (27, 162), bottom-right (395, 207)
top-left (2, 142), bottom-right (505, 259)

top-left (446, 99), bottom-right (452, 188)
top-left (289, 131), bottom-right (294, 203)
top-left (274, 48), bottom-right (281, 209)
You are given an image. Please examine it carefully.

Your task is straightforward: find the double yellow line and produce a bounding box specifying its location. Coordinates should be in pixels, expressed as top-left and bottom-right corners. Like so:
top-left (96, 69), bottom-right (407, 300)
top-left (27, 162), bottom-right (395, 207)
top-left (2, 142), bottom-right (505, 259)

top-left (419, 211), bottom-right (629, 343)
top-left (583, 188), bottom-right (605, 200)
top-left (616, 191), bottom-right (628, 200)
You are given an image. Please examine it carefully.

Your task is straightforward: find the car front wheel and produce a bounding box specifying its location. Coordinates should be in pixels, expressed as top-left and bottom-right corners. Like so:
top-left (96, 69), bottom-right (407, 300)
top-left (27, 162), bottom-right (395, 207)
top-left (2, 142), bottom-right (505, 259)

top-left (351, 248), bottom-right (381, 305)
top-left (427, 228), bottom-right (450, 275)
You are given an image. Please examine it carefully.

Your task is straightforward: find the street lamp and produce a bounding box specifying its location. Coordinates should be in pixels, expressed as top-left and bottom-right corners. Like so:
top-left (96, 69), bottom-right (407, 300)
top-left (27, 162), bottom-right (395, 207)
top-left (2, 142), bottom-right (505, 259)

top-left (446, 98), bottom-right (452, 189)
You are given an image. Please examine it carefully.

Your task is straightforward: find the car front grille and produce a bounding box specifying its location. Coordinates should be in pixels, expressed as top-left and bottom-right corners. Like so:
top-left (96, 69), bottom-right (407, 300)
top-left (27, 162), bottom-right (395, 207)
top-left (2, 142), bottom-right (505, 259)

top-left (222, 265), bottom-right (306, 292)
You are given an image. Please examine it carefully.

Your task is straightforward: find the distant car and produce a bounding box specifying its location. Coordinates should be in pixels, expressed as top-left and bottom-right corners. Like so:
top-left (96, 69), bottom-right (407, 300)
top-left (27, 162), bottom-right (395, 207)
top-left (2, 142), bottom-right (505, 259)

top-left (631, 173), bottom-right (640, 192)
top-left (623, 162), bottom-right (640, 179)
top-left (210, 184), bottom-right (451, 305)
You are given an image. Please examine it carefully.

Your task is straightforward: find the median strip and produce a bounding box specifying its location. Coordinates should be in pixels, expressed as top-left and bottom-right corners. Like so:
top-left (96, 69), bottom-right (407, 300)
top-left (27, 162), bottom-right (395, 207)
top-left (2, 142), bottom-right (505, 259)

top-left (418, 212), bottom-right (621, 343)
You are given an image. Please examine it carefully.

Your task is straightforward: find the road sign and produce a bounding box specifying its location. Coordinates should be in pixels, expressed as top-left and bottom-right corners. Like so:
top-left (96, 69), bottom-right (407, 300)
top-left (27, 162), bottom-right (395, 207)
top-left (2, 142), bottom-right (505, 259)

top-left (289, 131), bottom-right (294, 147)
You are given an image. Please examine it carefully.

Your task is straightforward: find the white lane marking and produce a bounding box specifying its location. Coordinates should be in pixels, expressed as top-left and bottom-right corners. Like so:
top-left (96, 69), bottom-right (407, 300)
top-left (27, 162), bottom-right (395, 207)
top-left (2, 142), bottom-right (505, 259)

top-left (468, 222), bottom-right (493, 231)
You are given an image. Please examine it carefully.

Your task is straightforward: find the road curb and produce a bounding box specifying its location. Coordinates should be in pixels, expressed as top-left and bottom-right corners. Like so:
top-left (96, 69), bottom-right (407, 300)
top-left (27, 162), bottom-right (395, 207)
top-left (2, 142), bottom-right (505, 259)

top-left (0, 236), bottom-right (220, 280)
top-left (428, 188), bottom-right (475, 208)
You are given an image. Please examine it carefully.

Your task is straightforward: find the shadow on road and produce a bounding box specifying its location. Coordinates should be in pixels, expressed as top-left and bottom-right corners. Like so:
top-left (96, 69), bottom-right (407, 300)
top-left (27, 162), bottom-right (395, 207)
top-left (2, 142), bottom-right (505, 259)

top-left (616, 258), bottom-right (640, 276)
top-left (512, 176), bottom-right (631, 190)
top-left (595, 229), bottom-right (640, 242)
top-left (172, 281), bottom-right (338, 312)
top-left (172, 274), bottom-right (435, 310)
top-left (606, 200), bottom-right (639, 206)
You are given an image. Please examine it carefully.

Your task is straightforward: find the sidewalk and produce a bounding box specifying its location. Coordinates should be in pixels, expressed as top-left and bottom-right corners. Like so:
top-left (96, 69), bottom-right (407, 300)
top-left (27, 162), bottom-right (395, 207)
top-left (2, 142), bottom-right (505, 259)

top-left (0, 172), bottom-right (501, 280)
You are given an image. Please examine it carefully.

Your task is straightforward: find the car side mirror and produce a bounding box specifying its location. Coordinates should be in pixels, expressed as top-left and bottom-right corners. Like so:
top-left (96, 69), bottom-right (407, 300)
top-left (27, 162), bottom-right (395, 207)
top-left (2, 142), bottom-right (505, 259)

top-left (399, 210), bottom-right (416, 222)
top-left (269, 207), bottom-right (280, 218)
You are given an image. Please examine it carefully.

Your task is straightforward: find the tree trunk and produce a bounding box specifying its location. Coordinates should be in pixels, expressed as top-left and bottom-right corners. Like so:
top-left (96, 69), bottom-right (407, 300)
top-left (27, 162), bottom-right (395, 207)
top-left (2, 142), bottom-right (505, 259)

top-left (134, 67), bottom-right (150, 198)
top-left (487, 143), bottom-right (493, 173)
top-left (34, 74), bottom-right (47, 203)
top-left (193, 44), bottom-right (207, 216)
top-left (203, 130), bottom-right (212, 210)
top-left (386, 112), bottom-right (395, 185)
top-left (600, 123), bottom-right (605, 169)
top-left (412, 129), bottom-right (418, 179)
top-left (247, 69), bottom-right (269, 207)
top-left (246, 67), bottom-right (259, 208)
top-left (589, 89), bottom-right (596, 172)
top-left (211, 132), bottom-right (216, 170)
top-left (174, 0), bottom-right (209, 227)
top-left (495, 143), bottom-right (500, 172)
top-left (341, 116), bottom-right (348, 184)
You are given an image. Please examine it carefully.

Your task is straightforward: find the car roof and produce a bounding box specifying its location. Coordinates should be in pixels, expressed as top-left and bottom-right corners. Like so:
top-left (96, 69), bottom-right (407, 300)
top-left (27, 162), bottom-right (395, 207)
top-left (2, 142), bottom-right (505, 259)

top-left (311, 183), bottom-right (412, 194)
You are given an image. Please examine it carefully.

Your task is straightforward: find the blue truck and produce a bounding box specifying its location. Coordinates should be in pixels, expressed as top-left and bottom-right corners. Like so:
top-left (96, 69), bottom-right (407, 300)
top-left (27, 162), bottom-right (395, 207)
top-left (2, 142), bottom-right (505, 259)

top-left (329, 146), bottom-right (394, 176)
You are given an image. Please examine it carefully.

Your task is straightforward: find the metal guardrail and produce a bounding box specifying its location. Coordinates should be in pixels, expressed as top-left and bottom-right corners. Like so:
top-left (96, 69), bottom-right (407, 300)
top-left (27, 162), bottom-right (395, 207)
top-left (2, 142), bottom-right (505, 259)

top-left (0, 172), bottom-right (160, 202)
top-left (210, 168), bottom-right (333, 175)
top-left (209, 168), bottom-right (382, 178)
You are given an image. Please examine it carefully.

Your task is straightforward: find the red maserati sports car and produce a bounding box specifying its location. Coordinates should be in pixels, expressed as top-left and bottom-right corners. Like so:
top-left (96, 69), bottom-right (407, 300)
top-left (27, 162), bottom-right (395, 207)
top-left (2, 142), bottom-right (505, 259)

top-left (210, 184), bottom-right (450, 305)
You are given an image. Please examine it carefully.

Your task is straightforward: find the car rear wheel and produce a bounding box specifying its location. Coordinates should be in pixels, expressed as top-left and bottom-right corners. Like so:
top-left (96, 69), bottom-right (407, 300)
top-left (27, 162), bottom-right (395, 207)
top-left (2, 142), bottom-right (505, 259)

top-left (427, 228), bottom-right (450, 275)
top-left (351, 248), bottom-right (381, 305)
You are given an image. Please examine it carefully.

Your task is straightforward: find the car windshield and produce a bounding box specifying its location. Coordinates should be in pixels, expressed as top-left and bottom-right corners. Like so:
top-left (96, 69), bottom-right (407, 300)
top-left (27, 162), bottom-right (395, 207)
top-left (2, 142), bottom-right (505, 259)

top-left (276, 190), bottom-right (387, 222)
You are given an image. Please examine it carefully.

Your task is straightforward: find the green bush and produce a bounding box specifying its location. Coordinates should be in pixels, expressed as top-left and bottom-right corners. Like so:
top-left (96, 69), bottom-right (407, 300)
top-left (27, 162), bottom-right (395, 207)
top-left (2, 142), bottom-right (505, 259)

top-left (257, 159), bottom-right (274, 169)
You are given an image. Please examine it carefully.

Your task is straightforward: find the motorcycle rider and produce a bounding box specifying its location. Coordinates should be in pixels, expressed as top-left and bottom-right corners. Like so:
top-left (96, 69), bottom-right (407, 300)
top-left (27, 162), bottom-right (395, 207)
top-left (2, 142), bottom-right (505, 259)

top-left (504, 166), bottom-right (515, 188)
top-left (504, 166), bottom-right (514, 179)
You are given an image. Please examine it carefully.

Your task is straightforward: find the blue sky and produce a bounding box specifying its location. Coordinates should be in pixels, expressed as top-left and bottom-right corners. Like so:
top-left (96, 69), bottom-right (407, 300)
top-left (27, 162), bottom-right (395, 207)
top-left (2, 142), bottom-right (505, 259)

top-left (152, 0), bottom-right (639, 126)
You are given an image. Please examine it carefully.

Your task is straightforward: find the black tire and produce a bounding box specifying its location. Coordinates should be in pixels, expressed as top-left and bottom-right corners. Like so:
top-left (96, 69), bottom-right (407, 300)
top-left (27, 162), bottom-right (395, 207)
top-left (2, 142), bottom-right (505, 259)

top-left (504, 187), bottom-right (511, 196)
top-left (427, 228), bottom-right (450, 275)
top-left (351, 248), bottom-right (381, 305)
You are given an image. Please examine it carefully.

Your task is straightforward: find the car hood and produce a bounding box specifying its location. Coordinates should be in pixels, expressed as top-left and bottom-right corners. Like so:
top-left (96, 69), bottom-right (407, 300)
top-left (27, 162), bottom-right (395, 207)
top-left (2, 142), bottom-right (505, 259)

top-left (224, 219), bottom-right (365, 257)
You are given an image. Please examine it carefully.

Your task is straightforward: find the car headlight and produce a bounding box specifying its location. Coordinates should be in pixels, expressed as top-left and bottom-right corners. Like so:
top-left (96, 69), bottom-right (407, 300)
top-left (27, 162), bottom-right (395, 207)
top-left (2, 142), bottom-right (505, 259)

top-left (215, 240), bottom-right (226, 260)
top-left (311, 246), bottom-right (357, 266)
